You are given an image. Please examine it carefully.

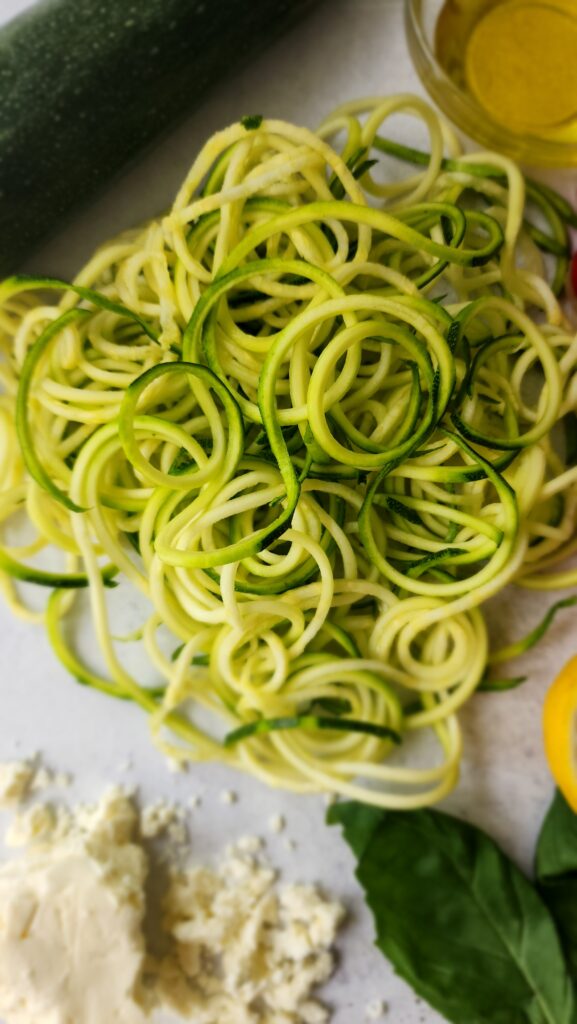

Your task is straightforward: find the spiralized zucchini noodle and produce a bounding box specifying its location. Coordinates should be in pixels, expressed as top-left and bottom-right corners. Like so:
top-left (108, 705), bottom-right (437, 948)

top-left (1, 95), bottom-right (576, 808)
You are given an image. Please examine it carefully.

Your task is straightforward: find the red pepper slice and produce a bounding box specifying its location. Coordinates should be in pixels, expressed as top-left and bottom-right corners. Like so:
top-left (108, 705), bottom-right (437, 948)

top-left (571, 252), bottom-right (577, 295)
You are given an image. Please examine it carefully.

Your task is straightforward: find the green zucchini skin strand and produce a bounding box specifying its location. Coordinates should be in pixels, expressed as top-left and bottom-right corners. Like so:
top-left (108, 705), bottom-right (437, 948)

top-left (0, 549), bottom-right (117, 589)
top-left (225, 715), bottom-right (402, 747)
top-left (373, 135), bottom-right (575, 295)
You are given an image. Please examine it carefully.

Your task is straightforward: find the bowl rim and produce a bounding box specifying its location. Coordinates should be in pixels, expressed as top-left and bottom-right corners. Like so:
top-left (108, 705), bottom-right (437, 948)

top-left (404, 0), bottom-right (577, 166)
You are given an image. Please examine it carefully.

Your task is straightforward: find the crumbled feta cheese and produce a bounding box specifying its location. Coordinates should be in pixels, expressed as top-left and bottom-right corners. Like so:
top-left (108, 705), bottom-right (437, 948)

top-left (167, 821), bottom-right (188, 845)
top-left (236, 835), bottom-right (265, 854)
top-left (0, 758), bottom-right (71, 807)
top-left (0, 791), bottom-right (147, 1024)
top-left (5, 803), bottom-right (58, 847)
top-left (76, 786), bottom-right (138, 845)
top-left (301, 1001), bottom-right (330, 1024)
top-left (219, 789), bottom-right (238, 805)
top-left (54, 772), bottom-right (72, 790)
top-left (30, 766), bottom-right (53, 792)
top-left (0, 779), bottom-right (345, 1024)
top-left (269, 814), bottom-right (286, 834)
top-left (140, 799), bottom-right (181, 840)
top-left (187, 794), bottom-right (202, 809)
top-left (158, 847), bottom-right (345, 1023)
top-left (365, 999), bottom-right (388, 1019)
top-left (0, 760), bottom-right (35, 807)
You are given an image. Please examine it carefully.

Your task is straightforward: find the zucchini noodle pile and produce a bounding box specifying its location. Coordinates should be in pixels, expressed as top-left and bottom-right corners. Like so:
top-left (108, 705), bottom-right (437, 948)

top-left (1, 95), bottom-right (577, 808)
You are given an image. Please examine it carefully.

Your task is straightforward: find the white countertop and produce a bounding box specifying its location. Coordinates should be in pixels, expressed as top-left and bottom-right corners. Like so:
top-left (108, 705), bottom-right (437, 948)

top-left (0, 2), bottom-right (576, 1022)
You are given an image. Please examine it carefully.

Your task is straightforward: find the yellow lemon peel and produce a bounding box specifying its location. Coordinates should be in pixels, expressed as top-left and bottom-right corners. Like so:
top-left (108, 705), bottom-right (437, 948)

top-left (543, 655), bottom-right (577, 812)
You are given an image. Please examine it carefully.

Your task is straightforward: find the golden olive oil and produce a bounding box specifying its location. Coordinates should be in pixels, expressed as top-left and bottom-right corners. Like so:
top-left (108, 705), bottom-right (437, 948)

top-left (435, 0), bottom-right (577, 142)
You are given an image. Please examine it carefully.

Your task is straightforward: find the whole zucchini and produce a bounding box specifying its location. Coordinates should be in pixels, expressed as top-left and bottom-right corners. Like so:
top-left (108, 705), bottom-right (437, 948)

top-left (0, 0), bottom-right (322, 274)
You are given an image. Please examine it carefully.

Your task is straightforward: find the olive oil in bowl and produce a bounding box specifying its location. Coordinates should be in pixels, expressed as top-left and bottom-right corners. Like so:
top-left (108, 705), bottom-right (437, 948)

top-left (406, 0), bottom-right (577, 164)
top-left (435, 0), bottom-right (577, 144)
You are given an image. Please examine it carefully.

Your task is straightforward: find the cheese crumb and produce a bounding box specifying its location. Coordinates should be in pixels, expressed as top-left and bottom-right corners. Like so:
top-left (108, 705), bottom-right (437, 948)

top-left (365, 999), bottom-right (388, 1019)
top-left (0, 758), bottom-right (72, 809)
top-left (219, 788), bottom-right (238, 805)
top-left (167, 821), bottom-right (188, 845)
top-left (30, 766), bottom-right (53, 793)
top-left (301, 1001), bottom-right (330, 1024)
top-left (141, 799), bottom-right (185, 841)
top-left (236, 834), bottom-right (264, 854)
top-left (269, 814), bottom-right (286, 834)
top-left (5, 803), bottom-right (59, 847)
top-left (0, 761), bottom-right (35, 807)
top-left (76, 786), bottom-right (138, 845)
top-left (54, 772), bottom-right (72, 790)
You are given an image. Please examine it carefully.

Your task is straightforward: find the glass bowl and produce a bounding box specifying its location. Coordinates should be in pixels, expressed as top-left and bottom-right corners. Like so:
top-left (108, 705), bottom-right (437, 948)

top-left (405, 0), bottom-right (577, 167)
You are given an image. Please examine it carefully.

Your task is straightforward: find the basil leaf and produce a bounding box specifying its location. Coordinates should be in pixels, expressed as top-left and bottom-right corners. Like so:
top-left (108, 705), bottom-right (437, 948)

top-left (330, 803), bottom-right (577, 1024)
top-left (536, 790), bottom-right (577, 979)
top-left (326, 801), bottom-right (384, 859)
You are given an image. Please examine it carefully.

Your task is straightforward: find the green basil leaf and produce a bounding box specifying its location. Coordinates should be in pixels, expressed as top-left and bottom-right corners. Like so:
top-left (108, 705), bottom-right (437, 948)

top-left (536, 790), bottom-right (577, 979)
top-left (330, 803), bottom-right (577, 1024)
top-left (327, 801), bottom-right (384, 859)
